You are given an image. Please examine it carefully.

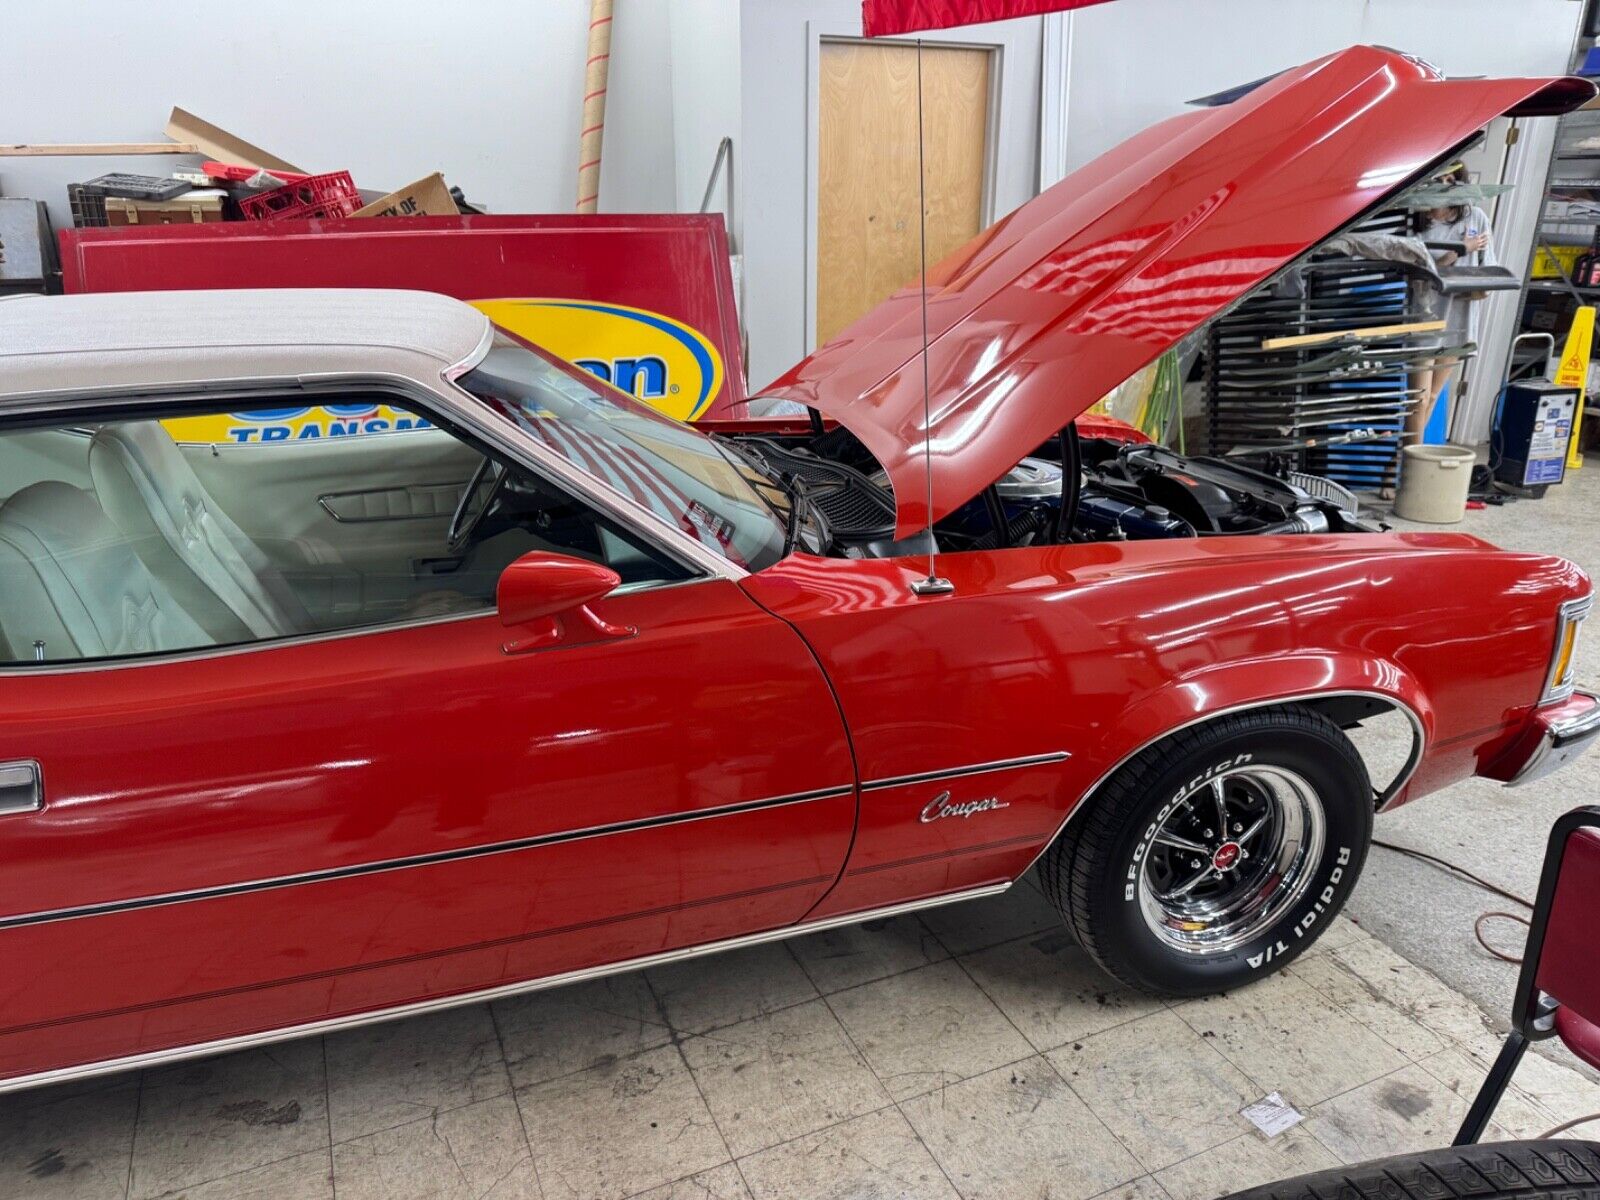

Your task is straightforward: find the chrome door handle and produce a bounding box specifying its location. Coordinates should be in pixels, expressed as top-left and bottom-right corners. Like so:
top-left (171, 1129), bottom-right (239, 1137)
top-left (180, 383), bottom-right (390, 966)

top-left (0, 761), bottom-right (42, 815)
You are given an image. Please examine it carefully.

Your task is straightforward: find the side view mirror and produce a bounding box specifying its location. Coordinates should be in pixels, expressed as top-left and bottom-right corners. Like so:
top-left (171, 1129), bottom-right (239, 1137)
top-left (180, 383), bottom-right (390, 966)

top-left (496, 551), bottom-right (633, 654)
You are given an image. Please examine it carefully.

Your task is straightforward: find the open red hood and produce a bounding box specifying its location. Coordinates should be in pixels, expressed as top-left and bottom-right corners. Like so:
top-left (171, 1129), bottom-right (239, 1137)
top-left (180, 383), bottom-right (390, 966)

top-left (759, 46), bottom-right (1593, 537)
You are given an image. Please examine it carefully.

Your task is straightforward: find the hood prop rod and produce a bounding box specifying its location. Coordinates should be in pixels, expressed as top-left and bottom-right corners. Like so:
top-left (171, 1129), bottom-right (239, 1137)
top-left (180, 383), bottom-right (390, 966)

top-left (910, 36), bottom-right (955, 597)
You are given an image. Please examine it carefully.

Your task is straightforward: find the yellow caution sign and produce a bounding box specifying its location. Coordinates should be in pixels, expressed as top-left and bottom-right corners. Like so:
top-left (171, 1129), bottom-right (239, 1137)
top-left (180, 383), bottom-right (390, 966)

top-left (1555, 306), bottom-right (1595, 470)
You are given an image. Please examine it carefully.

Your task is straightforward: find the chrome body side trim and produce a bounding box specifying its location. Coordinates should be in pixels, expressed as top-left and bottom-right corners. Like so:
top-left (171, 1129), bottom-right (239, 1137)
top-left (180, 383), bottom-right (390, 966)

top-left (0, 784), bottom-right (855, 931)
top-left (861, 751), bottom-right (1072, 792)
top-left (1508, 688), bottom-right (1600, 787)
top-left (1368, 695), bottom-right (1428, 813)
top-left (0, 881), bottom-right (1010, 1096)
top-left (1018, 689), bottom-right (1428, 878)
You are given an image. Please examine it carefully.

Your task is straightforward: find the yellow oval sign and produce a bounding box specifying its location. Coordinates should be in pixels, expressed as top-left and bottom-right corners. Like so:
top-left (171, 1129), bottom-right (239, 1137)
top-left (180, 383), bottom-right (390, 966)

top-left (472, 298), bottom-right (725, 422)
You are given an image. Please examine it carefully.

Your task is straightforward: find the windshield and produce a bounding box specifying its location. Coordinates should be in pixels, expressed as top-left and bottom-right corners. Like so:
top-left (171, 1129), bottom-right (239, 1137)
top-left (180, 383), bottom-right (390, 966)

top-left (459, 333), bottom-right (789, 572)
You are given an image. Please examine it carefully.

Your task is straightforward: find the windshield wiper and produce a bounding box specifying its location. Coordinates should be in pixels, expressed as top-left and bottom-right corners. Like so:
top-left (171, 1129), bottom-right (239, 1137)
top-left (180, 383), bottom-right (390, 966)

top-left (710, 435), bottom-right (827, 554)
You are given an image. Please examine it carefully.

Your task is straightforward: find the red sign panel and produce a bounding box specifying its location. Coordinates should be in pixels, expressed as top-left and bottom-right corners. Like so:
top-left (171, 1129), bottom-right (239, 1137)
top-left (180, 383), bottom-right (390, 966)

top-left (60, 213), bottom-right (746, 419)
top-left (861, 0), bottom-right (1115, 36)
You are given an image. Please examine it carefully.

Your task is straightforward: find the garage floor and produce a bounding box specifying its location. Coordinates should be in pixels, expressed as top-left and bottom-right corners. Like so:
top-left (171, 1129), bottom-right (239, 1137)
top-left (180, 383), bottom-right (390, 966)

top-left (4, 885), bottom-right (1600, 1200)
top-left (1350, 460), bottom-right (1600, 1027)
top-left (10, 471), bottom-right (1600, 1200)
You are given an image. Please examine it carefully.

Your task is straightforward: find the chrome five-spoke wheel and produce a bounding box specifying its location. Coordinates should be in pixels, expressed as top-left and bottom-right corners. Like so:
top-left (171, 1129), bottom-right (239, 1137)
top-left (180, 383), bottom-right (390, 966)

top-left (1039, 705), bottom-right (1371, 995)
top-left (1137, 765), bottom-right (1327, 955)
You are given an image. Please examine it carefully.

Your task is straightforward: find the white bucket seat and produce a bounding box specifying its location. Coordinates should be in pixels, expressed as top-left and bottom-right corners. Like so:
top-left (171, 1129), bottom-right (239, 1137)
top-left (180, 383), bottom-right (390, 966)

top-left (0, 482), bottom-right (211, 662)
top-left (89, 422), bottom-right (311, 642)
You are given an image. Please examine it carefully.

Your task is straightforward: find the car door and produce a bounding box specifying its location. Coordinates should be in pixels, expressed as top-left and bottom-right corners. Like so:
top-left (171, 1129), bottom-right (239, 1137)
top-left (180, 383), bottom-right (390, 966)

top-left (0, 392), bottom-right (856, 1088)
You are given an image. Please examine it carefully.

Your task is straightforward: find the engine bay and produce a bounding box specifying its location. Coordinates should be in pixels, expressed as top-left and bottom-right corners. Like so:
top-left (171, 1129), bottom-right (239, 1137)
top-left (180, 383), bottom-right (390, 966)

top-left (723, 425), bottom-right (1380, 560)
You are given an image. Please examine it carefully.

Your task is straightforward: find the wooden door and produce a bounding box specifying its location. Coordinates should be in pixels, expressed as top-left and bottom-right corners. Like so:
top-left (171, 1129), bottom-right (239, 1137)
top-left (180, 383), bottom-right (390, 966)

top-left (816, 40), bottom-right (992, 345)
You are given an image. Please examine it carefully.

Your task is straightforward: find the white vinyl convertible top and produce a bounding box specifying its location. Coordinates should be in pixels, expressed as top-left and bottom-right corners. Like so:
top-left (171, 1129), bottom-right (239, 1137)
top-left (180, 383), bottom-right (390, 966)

top-left (0, 289), bottom-right (492, 397)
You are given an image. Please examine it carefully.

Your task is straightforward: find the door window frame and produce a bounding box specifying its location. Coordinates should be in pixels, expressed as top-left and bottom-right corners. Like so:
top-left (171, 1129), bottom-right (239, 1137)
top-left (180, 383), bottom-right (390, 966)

top-left (0, 374), bottom-right (718, 676)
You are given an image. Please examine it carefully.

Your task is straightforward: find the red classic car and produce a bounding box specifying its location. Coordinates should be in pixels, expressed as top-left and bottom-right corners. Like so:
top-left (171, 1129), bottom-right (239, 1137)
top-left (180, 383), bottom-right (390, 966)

top-left (1, 46), bottom-right (1598, 1093)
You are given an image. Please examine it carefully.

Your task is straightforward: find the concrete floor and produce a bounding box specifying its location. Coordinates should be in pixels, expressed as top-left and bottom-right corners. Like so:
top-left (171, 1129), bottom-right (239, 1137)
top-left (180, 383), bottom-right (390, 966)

top-left (1347, 462), bottom-right (1600, 1031)
top-left (7, 465), bottom-right (1600, 1200)
top-left (5, 896), bottom-right (1600, 1200)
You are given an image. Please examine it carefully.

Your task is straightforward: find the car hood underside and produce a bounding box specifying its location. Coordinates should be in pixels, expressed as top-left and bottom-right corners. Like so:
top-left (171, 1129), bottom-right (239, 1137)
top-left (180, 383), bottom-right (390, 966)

top-left (756, 45), bottom-right (1593, 537)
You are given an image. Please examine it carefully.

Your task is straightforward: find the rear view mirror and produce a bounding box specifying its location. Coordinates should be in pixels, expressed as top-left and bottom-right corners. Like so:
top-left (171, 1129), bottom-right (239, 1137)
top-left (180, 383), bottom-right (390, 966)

top-left (496, 552), bottom-right (632, 654)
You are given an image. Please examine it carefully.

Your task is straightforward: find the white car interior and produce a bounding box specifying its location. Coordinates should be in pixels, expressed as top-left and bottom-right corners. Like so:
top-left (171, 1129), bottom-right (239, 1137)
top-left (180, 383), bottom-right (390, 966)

top-left (89, 422), bottom-right (313, 642)
top-left (0, 479), bottom-right (211, 662)
top-left (0, 405), bottom-right (688, 665)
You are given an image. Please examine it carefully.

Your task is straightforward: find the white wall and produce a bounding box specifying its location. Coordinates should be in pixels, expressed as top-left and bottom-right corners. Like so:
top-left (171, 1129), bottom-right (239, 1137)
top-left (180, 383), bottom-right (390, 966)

top-left (601, 2), bottom-right (680, 213)
top-left (0, 0), bottom-right (732, 230)
top-left (668, 0), bottom-right (743, 218)
top-left (1051, 0), bottom-right (1581, 176)
top-left (739, 0), bottom-right (1044, 390)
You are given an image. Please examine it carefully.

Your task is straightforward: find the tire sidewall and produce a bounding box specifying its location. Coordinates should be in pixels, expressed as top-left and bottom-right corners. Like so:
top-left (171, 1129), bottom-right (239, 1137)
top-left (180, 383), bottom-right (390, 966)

top-left (1098, 721), bottom-right (1371, 994)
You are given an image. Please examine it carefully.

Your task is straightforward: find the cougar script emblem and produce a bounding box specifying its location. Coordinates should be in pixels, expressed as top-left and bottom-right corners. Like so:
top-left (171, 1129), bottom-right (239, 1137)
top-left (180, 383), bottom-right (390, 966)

top-left (919, 791), bottom-right (1011, 823)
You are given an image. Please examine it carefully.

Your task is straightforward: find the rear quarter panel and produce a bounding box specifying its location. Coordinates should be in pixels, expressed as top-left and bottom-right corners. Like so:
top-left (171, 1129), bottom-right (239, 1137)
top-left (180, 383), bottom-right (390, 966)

top-left (744, 533), bottom-right (1588, 916)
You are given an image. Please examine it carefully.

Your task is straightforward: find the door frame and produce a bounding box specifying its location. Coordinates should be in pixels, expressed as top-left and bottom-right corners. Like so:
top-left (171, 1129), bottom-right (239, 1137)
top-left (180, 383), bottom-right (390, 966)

top-left (804, 23), bottom-right (1005, 353)
top-left (1038, 11), bottom-right (1075, 190)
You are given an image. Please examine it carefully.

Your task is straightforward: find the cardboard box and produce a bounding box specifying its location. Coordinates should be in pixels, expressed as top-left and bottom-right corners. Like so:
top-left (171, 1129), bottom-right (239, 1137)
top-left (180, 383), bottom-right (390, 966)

top-left (352, 173), bottom-right (457, 219)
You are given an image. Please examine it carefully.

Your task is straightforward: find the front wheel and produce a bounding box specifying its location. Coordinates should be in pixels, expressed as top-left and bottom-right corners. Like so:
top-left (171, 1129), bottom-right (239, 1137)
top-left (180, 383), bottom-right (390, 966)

top-left (1039, 705), bottom-right (1372, 996)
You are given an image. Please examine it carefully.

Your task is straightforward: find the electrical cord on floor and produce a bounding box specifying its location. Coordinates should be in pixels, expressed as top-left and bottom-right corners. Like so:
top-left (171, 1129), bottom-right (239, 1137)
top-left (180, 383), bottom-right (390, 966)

top-left (1370, 837), bottom-right (1534, 962)
top-left (1538, 1113), bottom-right (1600, 1138)
top-left (1473, 911), bottom-right (1532, 964)
top-left (1373, 838), bottom-right (1600, 1140)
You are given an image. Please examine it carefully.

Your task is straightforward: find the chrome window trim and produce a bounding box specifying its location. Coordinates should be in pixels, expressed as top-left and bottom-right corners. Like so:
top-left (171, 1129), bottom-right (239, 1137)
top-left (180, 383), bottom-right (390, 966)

top-left (1018, 689), bottom-right (1429, 880)
top-left (0, 608), bottom-right (496, 677)
top-left (447, 317), bottom-right (496, 380)
top-left (0, 576), bottom-right (721, 677)
top-left (0, 372), bottom-right (721, 676)
top-left (0, 782), bottom-right (856, 930)
top-left (1540, 594), bottom-right (1593, 706)
top-left (0, 880), bottom-right (1010, 1096)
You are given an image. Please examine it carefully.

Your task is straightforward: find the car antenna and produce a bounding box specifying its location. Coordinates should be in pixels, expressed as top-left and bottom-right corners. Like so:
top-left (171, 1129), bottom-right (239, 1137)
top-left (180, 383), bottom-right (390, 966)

top-left (909, 37), bottom-right (955, 597)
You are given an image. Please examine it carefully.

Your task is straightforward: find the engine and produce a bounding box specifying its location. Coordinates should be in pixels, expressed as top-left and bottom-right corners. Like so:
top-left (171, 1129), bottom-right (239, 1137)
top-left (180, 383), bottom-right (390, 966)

top-left (1070, 443), bottom-right (1376, 541)
top-left (726, 429), bottom-right (1377, 560)
top-left (932, 441), bottom-right (1377, 551)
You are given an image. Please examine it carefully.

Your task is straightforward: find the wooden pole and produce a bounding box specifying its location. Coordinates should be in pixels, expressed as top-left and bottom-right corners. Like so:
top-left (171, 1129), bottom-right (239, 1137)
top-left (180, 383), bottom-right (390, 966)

top-left (576, 0), bottom-right (614, 214)
top-left (1260, 319), bottom-right (1445, 351)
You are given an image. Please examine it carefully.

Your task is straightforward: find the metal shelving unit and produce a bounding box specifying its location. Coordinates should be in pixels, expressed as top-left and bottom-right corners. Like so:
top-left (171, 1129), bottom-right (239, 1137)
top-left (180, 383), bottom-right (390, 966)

top-left (1518, 16), bottom-right (1600, 370)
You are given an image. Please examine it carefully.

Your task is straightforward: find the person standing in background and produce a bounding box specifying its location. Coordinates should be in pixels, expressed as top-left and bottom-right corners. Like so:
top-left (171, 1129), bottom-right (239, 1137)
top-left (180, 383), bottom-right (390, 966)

top-left (1408, 163), bottom-right (1495, 445)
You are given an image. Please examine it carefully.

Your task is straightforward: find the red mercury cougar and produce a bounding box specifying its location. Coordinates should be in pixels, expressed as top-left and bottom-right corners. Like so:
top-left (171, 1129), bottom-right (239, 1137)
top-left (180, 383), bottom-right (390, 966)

top-left (0, 46), bottom-right (1595, 1093)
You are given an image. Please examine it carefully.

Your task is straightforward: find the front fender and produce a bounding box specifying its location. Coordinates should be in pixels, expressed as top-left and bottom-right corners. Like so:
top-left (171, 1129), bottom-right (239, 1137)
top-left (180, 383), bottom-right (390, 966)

top-left (1070, 653), bottom-right (1431, 818)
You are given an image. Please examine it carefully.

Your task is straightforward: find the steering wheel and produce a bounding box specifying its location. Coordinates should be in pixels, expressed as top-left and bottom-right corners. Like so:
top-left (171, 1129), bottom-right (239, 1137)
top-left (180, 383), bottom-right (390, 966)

top-left (447, 457), bottom-right (509, 552)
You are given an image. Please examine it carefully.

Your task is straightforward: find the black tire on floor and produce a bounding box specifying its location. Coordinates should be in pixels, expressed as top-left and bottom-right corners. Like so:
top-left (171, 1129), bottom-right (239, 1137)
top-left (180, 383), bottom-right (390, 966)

top-left (1039, 704), bottom-right (1372, 996)
top-left (1218, 1141), bottom-right (1600, 1200)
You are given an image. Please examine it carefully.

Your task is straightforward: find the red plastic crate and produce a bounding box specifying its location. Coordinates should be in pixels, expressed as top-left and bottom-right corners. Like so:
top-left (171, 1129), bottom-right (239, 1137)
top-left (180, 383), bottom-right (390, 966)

top-left (239, 171), bottom-right (361, 221)
top-left (202, 160), bottom-right (310, 185)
